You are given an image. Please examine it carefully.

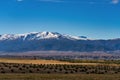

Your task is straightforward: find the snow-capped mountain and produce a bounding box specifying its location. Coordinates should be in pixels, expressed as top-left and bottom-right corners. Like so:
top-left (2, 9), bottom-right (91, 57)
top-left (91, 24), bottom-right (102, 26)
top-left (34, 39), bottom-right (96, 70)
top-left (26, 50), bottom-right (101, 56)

top-left (0, 31), bottom-right (120, 52)
top-left (0, 31), bottom-right (88, 41)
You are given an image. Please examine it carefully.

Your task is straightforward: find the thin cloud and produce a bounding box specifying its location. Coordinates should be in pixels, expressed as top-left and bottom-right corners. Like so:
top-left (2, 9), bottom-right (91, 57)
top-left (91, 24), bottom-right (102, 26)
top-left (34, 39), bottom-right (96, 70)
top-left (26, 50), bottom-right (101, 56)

top-left (111, 0), bottom-right (119, 4)
top-left (87, 0), bottom-right (119, 5)
top-left (39, 0), bottom-right (64, 3)
top-left (15, 0), bottom-right (119, 4)
top-left (17, 0), bottom-right (23, 2)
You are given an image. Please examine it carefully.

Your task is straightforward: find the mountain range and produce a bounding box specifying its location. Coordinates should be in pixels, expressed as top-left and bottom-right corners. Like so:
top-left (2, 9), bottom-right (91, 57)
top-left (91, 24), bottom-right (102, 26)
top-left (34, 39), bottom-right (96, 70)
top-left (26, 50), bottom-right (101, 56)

top-left (0, 31), bottom-right (120, 52)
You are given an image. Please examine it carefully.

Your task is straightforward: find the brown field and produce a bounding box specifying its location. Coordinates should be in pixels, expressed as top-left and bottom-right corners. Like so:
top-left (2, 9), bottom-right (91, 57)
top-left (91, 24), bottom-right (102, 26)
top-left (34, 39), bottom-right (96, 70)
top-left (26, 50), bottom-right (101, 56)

top-left (0, 58), bottom-right (119, 79)
top-left (0, 58), bottom-right (70, 64)
top-left (0, 58), bottom-right (119, 66)
top-left (0, 74), bottom-right (119, 80)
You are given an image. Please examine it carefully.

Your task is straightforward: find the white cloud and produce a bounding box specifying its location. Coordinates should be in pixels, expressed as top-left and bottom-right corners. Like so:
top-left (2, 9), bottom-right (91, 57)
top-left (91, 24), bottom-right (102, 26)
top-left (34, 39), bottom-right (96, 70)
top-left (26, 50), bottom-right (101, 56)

top-left (111, 0), bottom-right (119, 4)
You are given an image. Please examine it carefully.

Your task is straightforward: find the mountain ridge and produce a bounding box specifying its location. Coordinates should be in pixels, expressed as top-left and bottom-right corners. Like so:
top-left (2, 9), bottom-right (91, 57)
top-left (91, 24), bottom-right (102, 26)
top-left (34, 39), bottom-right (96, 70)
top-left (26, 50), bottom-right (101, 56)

top-left (0, 31), bottom-right (120, 52)
top-left (0, 31), bottom-right (88, 41)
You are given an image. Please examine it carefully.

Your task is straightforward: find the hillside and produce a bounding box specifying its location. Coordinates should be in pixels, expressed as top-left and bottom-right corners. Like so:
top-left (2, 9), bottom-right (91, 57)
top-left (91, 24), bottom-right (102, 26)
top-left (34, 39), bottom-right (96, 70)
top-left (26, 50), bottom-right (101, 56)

top-left (0, 31), bottom-right (120, 52)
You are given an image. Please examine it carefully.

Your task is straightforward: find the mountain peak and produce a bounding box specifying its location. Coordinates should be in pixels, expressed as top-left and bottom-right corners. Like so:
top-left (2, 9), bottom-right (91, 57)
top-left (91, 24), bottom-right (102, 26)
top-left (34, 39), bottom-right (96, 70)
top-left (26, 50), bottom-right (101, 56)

top-left (0, 31), bottom-right (120, 52)
top-left (0, 31), bottom-right (88, 41)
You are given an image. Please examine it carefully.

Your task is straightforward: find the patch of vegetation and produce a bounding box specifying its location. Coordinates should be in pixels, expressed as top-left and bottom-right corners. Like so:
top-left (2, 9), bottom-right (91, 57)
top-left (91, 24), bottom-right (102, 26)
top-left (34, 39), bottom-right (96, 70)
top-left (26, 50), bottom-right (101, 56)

top-left (0, 63), bottom-right (119, 74)
top-left (61, 59), bottom-right (120, 64)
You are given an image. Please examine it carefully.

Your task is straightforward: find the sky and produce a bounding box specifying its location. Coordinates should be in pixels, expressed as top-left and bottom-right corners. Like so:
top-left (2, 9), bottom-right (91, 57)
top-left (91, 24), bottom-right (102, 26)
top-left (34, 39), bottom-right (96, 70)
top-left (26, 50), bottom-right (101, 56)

top-left (0, 0), bottom-right (120, 39)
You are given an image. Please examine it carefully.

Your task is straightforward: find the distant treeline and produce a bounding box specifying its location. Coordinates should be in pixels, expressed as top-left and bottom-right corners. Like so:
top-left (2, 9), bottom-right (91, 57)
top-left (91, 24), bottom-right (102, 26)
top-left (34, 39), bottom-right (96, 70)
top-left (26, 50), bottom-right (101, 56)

top-left (0, 54), bottom-right (120, 60)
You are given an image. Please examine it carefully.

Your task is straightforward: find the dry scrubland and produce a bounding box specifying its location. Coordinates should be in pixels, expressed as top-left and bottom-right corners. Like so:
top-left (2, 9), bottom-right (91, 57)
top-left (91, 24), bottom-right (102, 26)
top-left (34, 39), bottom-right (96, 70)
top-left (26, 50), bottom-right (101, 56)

top-left (0, 74), bottom-right (120, 80)
top-left (0, 58), bottom-right (70, 64)
top-left (0, 58), bottom-right (116, 65)
top-left (0, 58), bottom-right (100, 65)
top-left (0, 58), bottom-right (119, 80)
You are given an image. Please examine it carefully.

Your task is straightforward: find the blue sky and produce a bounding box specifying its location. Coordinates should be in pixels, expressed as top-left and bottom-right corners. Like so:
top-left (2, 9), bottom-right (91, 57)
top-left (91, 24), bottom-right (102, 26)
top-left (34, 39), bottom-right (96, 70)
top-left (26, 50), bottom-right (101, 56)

top-left (0, 0), bottom-right (120, 39)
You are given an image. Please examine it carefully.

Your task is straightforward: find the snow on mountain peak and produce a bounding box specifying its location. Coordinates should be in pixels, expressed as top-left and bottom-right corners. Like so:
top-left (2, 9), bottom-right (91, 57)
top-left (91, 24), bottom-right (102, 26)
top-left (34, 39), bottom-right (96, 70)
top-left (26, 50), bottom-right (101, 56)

top-left (0, 31), bottom-right (88, 41)
top-left (63, 34), bottom-right (87, 40)
top-left (0, 34), bottom-right (20, 40)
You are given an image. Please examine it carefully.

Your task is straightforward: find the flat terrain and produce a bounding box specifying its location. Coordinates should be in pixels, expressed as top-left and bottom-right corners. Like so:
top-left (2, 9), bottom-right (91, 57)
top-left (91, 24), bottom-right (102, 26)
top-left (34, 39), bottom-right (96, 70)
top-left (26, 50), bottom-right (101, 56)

top-left (0, 58), bottom-right (70, 64)
top-left (0, 74), bottom-right (119, 80)
top-left (0, 58), bottom-right (119, 80)
top-left (0, 58), bottom-right (100, 65)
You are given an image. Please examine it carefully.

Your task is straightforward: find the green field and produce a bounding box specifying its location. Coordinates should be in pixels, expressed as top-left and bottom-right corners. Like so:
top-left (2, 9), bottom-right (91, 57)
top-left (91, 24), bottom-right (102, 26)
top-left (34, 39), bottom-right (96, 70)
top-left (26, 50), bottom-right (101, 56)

top-left (0, 74), bottom-right (119, 80)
